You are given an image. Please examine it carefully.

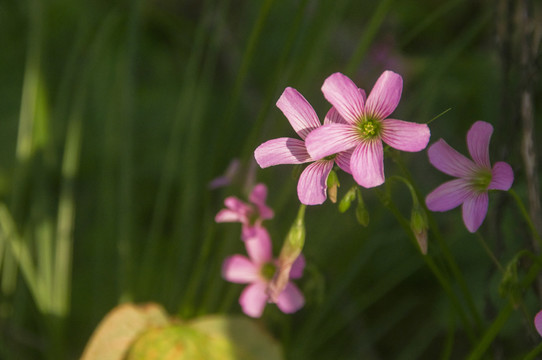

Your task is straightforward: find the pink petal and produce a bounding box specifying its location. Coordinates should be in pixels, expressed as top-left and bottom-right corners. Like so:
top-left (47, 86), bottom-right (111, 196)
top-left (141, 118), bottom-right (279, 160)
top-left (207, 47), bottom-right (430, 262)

top-left (222, 255), bottom-right (259, 283)
top-left (534, 310), bottom-right (542, 337)
top-left (239, 282), bottom-right (268, 318)
top-left (276, 87), bottom-right (321, 140)
top-left (244, 228), bottom-right (273, 264)
top-left (323, 107), bottom-right (348, 125)
top-left (428, 139), bottom-right (477, 178)
top-left (467, 121), bottom-right (493, 168)
top-left (321, 72), bottom-right (364, 124)
top-left (276, 283), bottom-right (305, 314)
top-left (249, 183), bottom-right (274, 220)
top-left (335, 149), bottom-right (353, 174)
top-left (289, 254), bottom-right (305, 279)
top-left (323, 89), bottom-right (366, 125)
top-left (254, 138), bottom-right (312, 168)
top-left (224, 197), bottom-right (251, 215)
top-left (462, 192), bottom-right (488, 233)
top-left (488, 162), bottom-right (514, 191)
top-left (425, 179), bottom-right (473, 212)
top-left (365, 71), bottom-right (403, 119)
top-left (242, 224), bottom-right (264, 242)
top-left (215, 208), bottom-right (245, 223)
top-left (305, 123), bottom-right (359, 160)
top-left (350, 140), bottom-right (385, 188)
top-left (249, 183), bottom-right (267, 206)
top-left (297, 160), bottom-right (334, 205)
top-left (381, 119), bottom-right (430, 152)
top-left (208, 176), bottom-right (231, 190)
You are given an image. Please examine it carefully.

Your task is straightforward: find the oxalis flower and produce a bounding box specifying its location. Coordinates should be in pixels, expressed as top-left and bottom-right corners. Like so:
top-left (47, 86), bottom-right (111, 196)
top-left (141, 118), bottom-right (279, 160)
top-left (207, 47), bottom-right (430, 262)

top-left (254, 87), bottom-right (353, 205)
top-left (425, 121), bottom-right (514, 233)
top-left (534, 310), bottom-right (542, 337)
top-left (215, 183), bottom-right (274, 241)
top-left (222, 231), bottom-right (305, 318)
top-left (305, 71), bottom-right (430, 188)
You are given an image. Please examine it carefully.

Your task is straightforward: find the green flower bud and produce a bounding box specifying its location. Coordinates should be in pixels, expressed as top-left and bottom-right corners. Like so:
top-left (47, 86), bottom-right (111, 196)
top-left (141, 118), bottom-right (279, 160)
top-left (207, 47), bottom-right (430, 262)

top-left (326, 170), bottom-right (340, 203)
top-left (269, 205), bottom-right (306, 302)
top-left (499, 251), bottom-right (526, 308)
top-left (338, 186), bottom-right (357, 213)
top-left (280, 206), bottom-right (306, 259)
top-left (410, 206), bottom-right (428, 254)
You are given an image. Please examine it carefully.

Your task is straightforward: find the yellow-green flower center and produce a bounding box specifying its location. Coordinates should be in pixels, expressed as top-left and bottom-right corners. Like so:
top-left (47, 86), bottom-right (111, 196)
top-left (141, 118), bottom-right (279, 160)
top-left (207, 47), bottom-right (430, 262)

top-left (357, 117), bottom-right (382, 140)
top-left (247, 209), bottom-right (259, 226)
top-left (471, 168), bottom-right (492, 192)
top-left (260, 262), bottom-right (277, 281)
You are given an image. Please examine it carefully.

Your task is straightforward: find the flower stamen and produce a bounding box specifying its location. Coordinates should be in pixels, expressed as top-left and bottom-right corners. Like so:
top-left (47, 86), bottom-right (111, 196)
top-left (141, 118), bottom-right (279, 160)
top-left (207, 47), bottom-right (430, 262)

top-left (260, 262), bottom-right (277, 281)
top-left (357, 118), bottom-right (381, 139)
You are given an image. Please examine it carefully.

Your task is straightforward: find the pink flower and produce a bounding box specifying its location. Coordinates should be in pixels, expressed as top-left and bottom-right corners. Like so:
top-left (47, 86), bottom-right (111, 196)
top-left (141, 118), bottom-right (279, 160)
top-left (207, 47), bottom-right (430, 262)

top-left (254, 87), bottom-right (353, 205)
top-left (305, 71), bottom-right (430, 188)
top-left (222, 231), bottom-right (305, 318)
top-left (425, 121), bottom-right (514, 233)
top-left (215, 183), bottom-right (274, 241)
top-left (535, 310), bottom-right (542, 337)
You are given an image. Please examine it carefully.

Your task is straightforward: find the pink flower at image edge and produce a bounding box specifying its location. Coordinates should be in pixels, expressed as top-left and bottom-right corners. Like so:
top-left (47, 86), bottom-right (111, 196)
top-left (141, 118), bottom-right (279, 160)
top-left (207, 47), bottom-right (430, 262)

top-left (425, 121), bottom-right (514, 233)
top-left (222, 232), bottom-right (305, 318)
top-left (535, 310), bottom-right (542, 337)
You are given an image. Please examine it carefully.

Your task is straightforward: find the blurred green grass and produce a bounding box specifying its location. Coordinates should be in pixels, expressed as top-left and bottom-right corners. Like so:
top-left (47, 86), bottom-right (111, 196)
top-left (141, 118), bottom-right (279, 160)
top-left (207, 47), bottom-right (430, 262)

top-left (0, 0), bottom-right (541, 359)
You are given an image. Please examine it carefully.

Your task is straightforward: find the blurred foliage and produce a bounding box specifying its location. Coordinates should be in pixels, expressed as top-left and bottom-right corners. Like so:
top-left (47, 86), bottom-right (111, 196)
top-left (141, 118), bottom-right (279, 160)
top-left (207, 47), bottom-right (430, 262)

top-left (80, 303), bottom-right (282, 360)
top-left (0, 0), bottom-right (541, 359)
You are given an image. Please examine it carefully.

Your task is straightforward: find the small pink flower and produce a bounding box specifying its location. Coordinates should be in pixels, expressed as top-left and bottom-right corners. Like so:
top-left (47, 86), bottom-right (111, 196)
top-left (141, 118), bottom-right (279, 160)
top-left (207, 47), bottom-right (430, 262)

top-left (425, 121), bottom-right (514, 233)
top-left (535, 310), bottom-right (542, 337)
top-left (254, 87), bottom-right (353, 205)
top-left (222, 232), bottom-right (305, 318)
top-left (305, 71), bottom-right (430, 188)
top-left (215, 183), bottom-right (274, 241)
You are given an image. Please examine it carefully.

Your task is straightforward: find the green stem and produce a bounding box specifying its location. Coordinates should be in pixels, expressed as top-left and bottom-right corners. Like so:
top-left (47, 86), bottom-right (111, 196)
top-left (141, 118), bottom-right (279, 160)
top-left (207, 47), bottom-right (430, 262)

top-left (218, 0), bottom-right (275, 146)
top-left (178, 217), bottom-right (216, 317)
top-left (475, 233), bottom-right (504, 273)
top-left (0, 204), bottom-right (41, 310)
top-left (116, 0), bottom-right (144, 303)
top-left (466, 302), bottom-right (513, 360)
top-left (509, 189), bottom-right (542, 247)
top-left (392, 151), bottom-right (484, 333)
top-left (141, 0), bottom-right (215, 296)
top-left (523, 340), bottom-right (542, 359)
top-left (376, 190), bottom-right (478, 343)
top-left (389, 175), bottom-right (420, 207)
top-left (345, 0), bottom-right (395, 75)
top-left (52, 64), bottom-right (86, 317)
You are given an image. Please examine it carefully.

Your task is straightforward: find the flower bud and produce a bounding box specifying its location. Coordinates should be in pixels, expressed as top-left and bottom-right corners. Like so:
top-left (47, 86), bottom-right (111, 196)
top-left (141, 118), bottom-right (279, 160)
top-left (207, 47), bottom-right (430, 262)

top-left (499, 252), bottom-right (524, 308)
top-left (338, 186), bottom-right (357, 213)
top-left (410, 206), bottom-right (428, 254)
top-left (326, 170), bottom-right (340, 203)
top-left (267, 205), bottom-right (306, 302)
